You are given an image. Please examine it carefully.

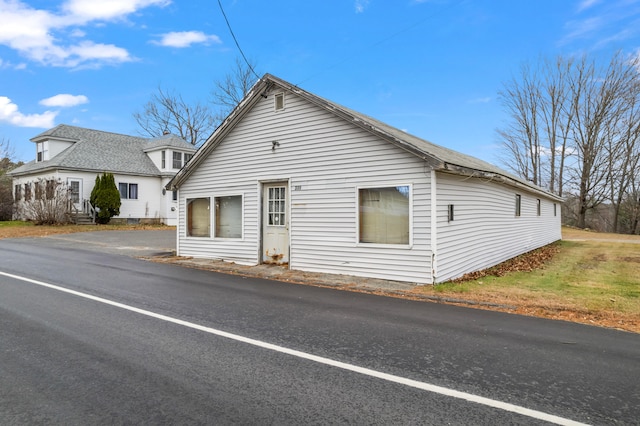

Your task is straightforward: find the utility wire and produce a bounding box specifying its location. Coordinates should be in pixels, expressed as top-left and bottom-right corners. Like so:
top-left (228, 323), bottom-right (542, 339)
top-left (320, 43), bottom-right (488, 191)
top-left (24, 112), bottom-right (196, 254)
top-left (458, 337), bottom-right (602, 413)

top-left (216, 0), bottom-right (261, 81)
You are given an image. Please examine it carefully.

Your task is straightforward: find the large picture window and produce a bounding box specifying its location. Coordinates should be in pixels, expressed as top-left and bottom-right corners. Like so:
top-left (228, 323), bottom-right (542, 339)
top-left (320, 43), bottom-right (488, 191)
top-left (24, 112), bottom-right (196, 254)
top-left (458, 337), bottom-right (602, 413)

top-left (215, 195), bottom-right (242, 238)
top-left (187, 198), bottom-right (210, 237)
top-left (359, 185), bottom-right (410, 245)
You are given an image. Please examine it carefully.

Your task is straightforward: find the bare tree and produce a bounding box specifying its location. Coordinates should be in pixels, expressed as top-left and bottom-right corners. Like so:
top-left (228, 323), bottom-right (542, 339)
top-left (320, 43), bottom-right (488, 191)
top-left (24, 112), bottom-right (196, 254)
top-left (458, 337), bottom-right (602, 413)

top-left (133, 58), bottom-right (259, 147)
top-left (497, 63), bottom-right (543, 185)
top-left (0, 137), bottom-right (19, 220)
top-left (498, 52), bottom-right (640, 231)
top-left (497, 57), bottom-right (576, 193)
top-left (133, 87), bottom-right (215, 146)
top-left (568, 53), bottom-right (640, 229)
top-left (210, 57), bottom-right (259, 121)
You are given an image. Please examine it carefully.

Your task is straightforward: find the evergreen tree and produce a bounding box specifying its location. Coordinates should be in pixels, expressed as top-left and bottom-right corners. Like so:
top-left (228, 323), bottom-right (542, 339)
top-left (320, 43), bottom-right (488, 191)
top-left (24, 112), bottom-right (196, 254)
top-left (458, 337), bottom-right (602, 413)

top-left (91, 173), bottom-right (121, 224)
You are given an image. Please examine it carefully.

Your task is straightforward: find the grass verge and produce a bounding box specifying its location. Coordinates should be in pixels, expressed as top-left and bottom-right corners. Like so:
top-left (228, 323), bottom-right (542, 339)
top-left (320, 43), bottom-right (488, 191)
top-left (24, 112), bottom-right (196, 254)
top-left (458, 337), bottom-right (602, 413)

top-left (411, 235), bottom-right (640, 333)
top-left (0, 221), bottom-right (173, 240)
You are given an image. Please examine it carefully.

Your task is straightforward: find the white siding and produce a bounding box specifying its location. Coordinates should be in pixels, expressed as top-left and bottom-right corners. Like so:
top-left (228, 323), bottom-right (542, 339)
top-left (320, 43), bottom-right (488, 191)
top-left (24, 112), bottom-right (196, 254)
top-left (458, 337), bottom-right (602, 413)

top-left (179, 91), bottom-right (434, 283)
top-left (13, 171), bottom-right (171, 223)
top-left (434, 172), bottom-right (562, 283)
top-left (114, 174), bottom-right (164, 221)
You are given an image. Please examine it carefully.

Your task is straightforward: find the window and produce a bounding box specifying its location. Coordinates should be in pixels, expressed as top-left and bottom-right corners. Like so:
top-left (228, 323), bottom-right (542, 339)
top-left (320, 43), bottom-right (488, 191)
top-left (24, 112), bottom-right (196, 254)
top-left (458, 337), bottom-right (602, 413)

top-left (268, 187), bottom-right (286, 226)
top-left (119, 183), bottom-right (138, 199)
top-left (35, 182), bottom-right (43, 200)
top-left (36, 141), bottom-right (49, 162)
top-left (215, 195), bottom-right (242, 238)
top-left (161, 150), bottom-right (166, 169)
top-left (185, 153), bottom-right (193, 164)
top-left (45, 180), bottom-right (55, 200)
top-left (14, 184), bottom-right (21, 201)
top-left (515, 194), bottom-right (522, 217)
top-left (24, 183), bottom-right (32, 201)
top-left (173, 151), bottom-right (183, 169)
top-left (536, 199), bottom-right (541, 216)
top-left (274, 93), bottom-right (284, 111)
top-left (172, 190), bottom-right (178, 201)
top-left (448, 204), bottom-right (454, 222)
top-left (554, 203), bottom-right (557, 217)
top-left (187, 198), bottom-right (210, 237)
top-left (359, 186), bottom-right (410, 245)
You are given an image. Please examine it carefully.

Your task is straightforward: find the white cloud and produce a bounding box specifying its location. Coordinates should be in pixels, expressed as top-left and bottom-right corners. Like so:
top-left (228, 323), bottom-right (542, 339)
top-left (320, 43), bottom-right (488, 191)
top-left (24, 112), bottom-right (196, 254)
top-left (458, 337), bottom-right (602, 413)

top-left (355, 0), bottom-right (370, 13)
top-left (154, 31), bottom-right (222, 48)
top-left (468, 97), bottom-right (492, 104)
top-left (0, 0), bottom-right (169, 68)
top-left (0, 96), bottom-right (58, 128)
top-left (577, 0), bottom-right (600, 13)
top-left (61, 0), bottom-right (170, 22)
top-left (39, 94), bottom-right (89, 107)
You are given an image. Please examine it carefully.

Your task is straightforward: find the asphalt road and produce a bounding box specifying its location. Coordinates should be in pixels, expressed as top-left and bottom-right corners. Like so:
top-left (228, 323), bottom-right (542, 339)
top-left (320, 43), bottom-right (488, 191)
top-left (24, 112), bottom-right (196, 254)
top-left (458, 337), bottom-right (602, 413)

top-left (0, 233), bottom-right (639, 425)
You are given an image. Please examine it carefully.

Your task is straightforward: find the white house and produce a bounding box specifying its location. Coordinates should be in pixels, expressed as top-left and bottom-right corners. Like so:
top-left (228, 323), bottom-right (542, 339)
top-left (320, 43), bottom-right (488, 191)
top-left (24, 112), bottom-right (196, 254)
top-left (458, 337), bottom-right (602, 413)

top-left (167, 74), bottom-right (563, 284)
top-left (10, 124), bottom-right (196, 226)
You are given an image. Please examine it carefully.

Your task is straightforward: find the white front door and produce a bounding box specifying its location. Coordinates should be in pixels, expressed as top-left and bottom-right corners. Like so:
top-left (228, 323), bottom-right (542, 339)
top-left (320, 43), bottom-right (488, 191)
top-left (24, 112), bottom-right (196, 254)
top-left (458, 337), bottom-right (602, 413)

top-left (262, 182), bottom-right (289, 264)
top-left (68, 178), bottom-right (82, 210)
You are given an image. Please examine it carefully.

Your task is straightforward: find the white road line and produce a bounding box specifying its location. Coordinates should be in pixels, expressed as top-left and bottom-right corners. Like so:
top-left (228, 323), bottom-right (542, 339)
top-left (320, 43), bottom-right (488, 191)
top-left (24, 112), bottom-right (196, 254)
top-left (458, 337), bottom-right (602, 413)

top-left (1, 270), bottom-right (589, 426)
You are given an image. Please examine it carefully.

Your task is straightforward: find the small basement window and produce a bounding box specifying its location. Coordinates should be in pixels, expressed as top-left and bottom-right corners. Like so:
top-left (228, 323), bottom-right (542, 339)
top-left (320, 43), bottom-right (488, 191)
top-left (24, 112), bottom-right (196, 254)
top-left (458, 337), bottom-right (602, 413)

top-left (274, 93), bottom-right (284, 111)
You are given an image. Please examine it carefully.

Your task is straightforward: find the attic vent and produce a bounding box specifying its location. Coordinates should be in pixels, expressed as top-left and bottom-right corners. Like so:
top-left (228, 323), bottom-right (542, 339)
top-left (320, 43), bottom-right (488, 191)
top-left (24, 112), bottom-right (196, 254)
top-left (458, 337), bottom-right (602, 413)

top-left (274, 93), bottom-right (284, 111)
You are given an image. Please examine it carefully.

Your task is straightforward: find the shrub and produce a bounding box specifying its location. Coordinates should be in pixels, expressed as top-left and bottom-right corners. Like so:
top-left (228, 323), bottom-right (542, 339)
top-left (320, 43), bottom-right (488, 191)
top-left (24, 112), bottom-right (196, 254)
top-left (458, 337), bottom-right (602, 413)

top-left (90, 173), bottom-right (121, 224)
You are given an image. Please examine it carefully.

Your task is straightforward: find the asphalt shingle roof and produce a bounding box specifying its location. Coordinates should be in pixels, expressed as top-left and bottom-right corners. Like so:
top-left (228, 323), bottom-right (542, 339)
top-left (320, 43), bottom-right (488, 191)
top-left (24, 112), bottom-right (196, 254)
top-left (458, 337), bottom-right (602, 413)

top-left (170, 74), bottom-right (561, 201)
top-left (10, 124), bottom-right (194, 177)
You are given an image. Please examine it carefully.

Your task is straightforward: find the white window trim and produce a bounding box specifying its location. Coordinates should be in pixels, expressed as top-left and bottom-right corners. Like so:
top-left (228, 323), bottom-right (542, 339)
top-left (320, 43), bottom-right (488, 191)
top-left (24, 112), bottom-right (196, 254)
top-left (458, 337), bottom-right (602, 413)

top-left (213, 193), bottom-right (244, 241)
top-left (118, 182), bottom-right (139, 200)
top-left (355, 183), bottom-right (413, 249)
top-left (274, 92), bottom-right (285, 112)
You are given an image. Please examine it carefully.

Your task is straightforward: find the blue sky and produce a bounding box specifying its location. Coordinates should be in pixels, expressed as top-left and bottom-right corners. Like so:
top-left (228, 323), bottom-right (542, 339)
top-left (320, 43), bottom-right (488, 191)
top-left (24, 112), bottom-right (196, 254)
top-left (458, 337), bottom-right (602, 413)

top-left (1, 0), bottom-right (640, 164)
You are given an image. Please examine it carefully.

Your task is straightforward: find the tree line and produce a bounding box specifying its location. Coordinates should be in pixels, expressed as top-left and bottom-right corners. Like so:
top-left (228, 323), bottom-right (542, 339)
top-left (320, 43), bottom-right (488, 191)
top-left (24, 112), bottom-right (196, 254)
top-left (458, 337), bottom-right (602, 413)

top-left (498, 52), bottom-right (640, 234)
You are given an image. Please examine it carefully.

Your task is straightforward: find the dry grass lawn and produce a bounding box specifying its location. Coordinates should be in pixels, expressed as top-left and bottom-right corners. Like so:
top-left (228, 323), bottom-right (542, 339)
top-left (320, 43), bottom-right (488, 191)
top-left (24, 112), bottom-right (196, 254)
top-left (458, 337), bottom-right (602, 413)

top-left (411, 227), bottom-right (640, 333)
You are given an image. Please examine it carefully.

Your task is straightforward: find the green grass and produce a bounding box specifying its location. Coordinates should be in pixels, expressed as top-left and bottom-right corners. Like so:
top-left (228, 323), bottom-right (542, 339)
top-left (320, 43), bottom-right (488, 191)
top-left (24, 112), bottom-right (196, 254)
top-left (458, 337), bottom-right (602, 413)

top-left (0, 221), bottom-right (34, 228)
top-left (422, 241), bottom-right (640, 331)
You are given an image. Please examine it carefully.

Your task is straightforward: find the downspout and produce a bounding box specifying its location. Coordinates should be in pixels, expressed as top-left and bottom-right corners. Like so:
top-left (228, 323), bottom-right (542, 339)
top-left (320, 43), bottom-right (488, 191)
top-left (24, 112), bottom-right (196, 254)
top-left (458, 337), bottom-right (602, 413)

top-left (430, 169), bottom-right (438, 284)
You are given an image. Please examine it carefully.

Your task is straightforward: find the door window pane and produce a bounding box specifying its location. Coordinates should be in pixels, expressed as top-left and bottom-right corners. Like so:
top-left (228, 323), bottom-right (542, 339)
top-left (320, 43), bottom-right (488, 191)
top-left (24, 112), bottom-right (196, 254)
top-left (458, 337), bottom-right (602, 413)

top-left (187, 198), bottom-right (210, 237)
top-left (69, 181), bottom-right (80, 203)
top-left (359, 186), bottom-right (410, 244)
top-left (268, 187), bottom-right (286, 226)
top-left (215, 195), bottom-right (242, 238)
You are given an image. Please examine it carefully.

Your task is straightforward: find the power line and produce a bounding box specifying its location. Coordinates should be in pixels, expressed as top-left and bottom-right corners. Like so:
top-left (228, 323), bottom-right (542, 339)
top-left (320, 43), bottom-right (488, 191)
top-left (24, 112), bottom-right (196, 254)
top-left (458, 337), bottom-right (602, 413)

top-left (216, 0), bottom-right (261, 81)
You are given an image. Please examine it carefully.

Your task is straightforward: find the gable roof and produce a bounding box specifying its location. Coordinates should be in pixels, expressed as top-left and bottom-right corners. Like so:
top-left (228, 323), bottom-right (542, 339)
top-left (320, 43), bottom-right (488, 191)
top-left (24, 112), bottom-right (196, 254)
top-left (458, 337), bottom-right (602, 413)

top-left (168, 74), bottom-right (562, 201)
top-left (9, 124), bottom-right (194, 177)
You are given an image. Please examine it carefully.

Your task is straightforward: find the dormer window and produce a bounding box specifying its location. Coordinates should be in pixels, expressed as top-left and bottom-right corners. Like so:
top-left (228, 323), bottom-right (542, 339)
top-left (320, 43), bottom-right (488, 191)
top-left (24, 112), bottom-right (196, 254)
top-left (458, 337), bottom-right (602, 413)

top-left (173, 151), bottom-right (182, 169)
top-left (36, 141), bottom-right (49, 162)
